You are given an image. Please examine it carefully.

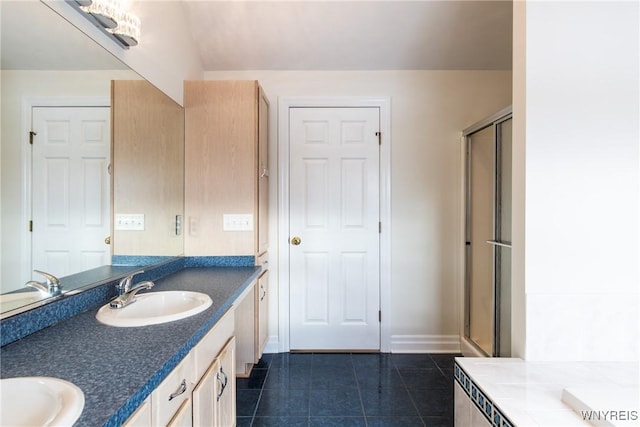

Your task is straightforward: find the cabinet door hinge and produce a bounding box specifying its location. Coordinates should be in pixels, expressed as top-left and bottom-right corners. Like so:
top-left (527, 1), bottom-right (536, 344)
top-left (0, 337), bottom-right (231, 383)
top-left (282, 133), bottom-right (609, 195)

top-left (29, 131), bottom-right (37, 145)
top-left (29, 220), bottom-right (33, 232)
top-left (375, 131), bottom-right (381, 145)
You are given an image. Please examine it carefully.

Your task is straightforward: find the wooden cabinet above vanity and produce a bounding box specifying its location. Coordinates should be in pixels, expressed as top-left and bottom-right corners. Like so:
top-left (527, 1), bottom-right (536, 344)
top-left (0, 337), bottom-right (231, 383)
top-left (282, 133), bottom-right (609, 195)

top-left (184, 80), bottom-right (269, 259)
top-left (184, 80), bottom-right (270, 380)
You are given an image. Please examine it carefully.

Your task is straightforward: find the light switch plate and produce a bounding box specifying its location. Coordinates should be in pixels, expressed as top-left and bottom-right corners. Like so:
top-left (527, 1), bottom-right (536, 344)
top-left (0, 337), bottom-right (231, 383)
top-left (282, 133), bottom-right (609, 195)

top-left (223, 214), bottom-right (253, 231)
top-left (115, 214), bottom-right (145, 231)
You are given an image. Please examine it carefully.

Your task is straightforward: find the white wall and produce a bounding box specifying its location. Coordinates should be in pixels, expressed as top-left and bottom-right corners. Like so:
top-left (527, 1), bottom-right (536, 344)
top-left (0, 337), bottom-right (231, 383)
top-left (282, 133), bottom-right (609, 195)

top-left (0, 70), bottom-right (139, 292)
top-left (44, 0), bottom-right (204, 105)
top-left (513, 1), bottom-right (639, 361)
top-left (205, 70), bottom-right (512, 351)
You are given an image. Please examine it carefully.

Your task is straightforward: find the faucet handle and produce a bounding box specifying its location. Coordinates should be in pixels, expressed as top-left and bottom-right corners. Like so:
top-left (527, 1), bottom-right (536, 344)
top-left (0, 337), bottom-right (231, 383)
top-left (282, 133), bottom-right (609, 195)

top-left (33, 270), bottom-right (61, 290)
top-left (117, 270), bottom-right (145, 294)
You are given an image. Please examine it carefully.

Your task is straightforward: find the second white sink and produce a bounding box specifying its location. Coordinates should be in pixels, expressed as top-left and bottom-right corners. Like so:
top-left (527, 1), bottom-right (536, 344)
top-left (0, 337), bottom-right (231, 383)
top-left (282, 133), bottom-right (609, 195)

top-left (0, 377), bottom-right (84, 427)
top-left (96, 291), bottom-right (212, 327)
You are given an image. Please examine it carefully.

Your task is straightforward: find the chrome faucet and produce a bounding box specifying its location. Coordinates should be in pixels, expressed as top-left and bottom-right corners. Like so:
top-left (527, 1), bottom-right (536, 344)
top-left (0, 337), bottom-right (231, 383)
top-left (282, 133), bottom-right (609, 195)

top-left (115, 270), bottom-right (145, 296)
top-left (110, 271), bottom-right (154, 309)
top-left (26, 270), bottom-right (62, 296)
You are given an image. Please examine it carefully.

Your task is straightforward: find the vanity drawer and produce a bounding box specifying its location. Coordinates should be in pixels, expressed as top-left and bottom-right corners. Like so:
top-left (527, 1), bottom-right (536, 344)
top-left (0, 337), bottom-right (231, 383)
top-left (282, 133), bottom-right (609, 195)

top-left (152, 352), bottom-right (195, 427)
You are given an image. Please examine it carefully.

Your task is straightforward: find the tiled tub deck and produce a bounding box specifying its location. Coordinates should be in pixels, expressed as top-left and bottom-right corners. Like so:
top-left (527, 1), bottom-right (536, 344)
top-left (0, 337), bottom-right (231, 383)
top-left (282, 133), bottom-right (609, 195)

top-left (454, 358), bottom-right (639, 427)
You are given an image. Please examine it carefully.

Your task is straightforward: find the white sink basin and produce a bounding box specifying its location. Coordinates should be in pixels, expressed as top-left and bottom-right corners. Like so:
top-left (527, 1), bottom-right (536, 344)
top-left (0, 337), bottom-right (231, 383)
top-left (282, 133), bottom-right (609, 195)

top-left (0, 291), bottom-right (44, 312)
top-left (96, 291), bottom-right (212, 327)
top-left (0, 377), bottom-right (84, 427)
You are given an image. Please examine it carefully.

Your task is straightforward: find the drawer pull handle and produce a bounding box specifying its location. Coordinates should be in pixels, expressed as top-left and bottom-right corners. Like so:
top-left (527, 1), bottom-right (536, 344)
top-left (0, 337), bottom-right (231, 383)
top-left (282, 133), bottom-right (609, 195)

top-left (168, 379), bottom-right (187, 401)
top-left (260, 284), bottom-right (266, 301)
top-left (216, 367), bottom-right (228, 401)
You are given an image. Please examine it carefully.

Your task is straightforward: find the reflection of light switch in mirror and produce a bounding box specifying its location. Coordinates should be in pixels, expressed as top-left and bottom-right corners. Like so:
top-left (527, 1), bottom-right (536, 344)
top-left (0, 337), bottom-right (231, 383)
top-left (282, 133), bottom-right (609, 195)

top-left (175, 215), bottom-right (182, 236)
top-left (115, 214), bottom-right (145, 230)
top-left (189, 217), bottom-right (199, 236)
top-left (223, 214), bottom-right (253, 231)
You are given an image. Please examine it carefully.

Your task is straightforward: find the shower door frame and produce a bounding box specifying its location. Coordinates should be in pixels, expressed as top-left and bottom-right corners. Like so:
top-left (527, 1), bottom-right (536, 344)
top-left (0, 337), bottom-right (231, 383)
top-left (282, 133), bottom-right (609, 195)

top-left (463, 107), bottom-right (512, 357)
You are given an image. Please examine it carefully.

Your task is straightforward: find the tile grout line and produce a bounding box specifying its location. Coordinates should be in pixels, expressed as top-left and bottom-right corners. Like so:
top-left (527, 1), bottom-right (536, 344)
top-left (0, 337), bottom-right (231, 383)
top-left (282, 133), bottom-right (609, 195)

top-left (250, 357), bottom-right (272, 426)
top-left (394, 360), bottom-right (427, 427)
top-left (308, 354), bottom-right (313, 426)
top-left (351, 353), bottom-right (370, 427)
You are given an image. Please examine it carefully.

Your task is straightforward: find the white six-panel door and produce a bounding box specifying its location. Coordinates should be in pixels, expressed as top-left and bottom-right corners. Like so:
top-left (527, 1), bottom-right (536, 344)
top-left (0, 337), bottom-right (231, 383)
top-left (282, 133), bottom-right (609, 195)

top-left (289, 107), bottom-right (380, 350)
top-left (31, 106), bottom-right (111, 279)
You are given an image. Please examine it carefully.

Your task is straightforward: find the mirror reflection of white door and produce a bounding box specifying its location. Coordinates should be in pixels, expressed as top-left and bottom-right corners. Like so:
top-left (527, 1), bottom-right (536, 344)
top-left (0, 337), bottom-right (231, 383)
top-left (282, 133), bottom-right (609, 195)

top-left (289, 107), bottom-right (380, 350)
top-left (31, 106), bottom-right (111, 279)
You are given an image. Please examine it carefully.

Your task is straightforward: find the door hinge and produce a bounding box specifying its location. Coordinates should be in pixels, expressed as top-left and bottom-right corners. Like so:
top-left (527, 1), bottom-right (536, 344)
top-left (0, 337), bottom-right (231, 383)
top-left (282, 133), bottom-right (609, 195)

top-left (375, 131), bottom-right (381, 145)
top-left (29, 131), bottom-right (37, 145)
top-left (379, 222), bottom-right (382, 233)
top-left (29, 220), bottom-right (33, 232)
top-left (378, 310), bottom-right (381, 322)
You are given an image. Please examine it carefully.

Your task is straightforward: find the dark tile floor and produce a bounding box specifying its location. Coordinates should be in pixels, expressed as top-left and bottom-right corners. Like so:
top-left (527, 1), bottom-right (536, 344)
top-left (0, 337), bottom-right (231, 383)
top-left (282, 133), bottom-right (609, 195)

top-left (236, 353), bottom-right (460, 427)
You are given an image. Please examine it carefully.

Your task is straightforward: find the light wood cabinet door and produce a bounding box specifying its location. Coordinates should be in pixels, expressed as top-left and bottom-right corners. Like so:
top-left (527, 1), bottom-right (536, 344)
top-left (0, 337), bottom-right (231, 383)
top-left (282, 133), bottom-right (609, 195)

top-left (184, 80), bottom-right (269, 258)
top-left (257, 86), bottom-right (269, 256)
top-left (193, 337), bottom-right (236, 427)
top-left (166, 399), bottom-right (192, 427)
top-left (112, 80), bottom-right (184, 257)
top-left (217, 337), bottom-right (236, 427)
top-left (192, 359), bottom-right (219, 426)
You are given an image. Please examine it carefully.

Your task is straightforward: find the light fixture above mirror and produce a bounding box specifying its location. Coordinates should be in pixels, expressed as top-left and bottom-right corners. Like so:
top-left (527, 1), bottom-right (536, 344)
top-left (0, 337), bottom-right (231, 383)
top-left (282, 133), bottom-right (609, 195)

top-left (68, 0), bottom-right (140, 47)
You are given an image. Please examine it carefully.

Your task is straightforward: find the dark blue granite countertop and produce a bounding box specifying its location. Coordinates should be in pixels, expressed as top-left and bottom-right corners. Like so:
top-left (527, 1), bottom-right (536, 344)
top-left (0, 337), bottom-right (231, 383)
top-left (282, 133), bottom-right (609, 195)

top-left (0, 266), bottom-right (260, 427)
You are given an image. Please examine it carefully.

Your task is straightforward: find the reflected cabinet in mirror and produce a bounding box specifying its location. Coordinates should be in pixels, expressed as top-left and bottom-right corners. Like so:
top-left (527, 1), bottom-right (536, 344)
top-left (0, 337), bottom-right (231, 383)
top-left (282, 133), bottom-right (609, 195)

top-left (111, 81), bottom-right (184, 257)
top-left (0, 1), bottom-right (184, 317)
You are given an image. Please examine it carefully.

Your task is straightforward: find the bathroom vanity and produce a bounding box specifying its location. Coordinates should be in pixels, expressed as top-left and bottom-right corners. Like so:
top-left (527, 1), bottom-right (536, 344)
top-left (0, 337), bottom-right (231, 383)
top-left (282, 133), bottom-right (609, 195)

top-left (0, 263), bottom-right (265, 427)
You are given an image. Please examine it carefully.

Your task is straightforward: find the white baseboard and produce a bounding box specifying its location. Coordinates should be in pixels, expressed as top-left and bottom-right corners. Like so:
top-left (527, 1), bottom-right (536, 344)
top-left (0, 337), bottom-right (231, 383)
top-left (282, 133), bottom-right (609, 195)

top-left (390, 334), bottom-right (461, 353)
top-left (263, 334), bottom-right (462, 354)
top-left (264, 335), bottom-right (281, 354)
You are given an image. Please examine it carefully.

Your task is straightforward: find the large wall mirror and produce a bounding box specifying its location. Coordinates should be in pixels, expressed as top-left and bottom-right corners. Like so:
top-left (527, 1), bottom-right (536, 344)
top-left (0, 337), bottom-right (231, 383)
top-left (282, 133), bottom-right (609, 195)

top-left (0, 1), bottom-right (184, 316)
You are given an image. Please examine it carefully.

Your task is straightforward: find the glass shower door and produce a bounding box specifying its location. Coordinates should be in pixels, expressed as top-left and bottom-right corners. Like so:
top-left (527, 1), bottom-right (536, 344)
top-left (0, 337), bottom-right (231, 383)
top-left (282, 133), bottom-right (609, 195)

top-left (495, 118), bottom-right (512, 357)
top-left (467, 126), bottom-right (495, 356)
top-left (465, 112), bottom-right (512, 357)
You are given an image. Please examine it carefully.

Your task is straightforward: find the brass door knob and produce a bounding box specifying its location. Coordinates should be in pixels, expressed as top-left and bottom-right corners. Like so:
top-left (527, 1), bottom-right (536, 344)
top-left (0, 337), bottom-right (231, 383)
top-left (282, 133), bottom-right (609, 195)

top-left (104, 236), bottom-right (111, 245)
top-left (290, 236), bottom-right (301, 246)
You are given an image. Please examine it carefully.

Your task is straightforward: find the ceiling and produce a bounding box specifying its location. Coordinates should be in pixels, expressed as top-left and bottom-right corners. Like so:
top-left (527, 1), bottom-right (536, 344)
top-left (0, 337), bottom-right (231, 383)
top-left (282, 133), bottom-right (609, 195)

top-left (0, 1), bottom-right (512, 72)
top-left (181, 0), bottom-right (513, 71)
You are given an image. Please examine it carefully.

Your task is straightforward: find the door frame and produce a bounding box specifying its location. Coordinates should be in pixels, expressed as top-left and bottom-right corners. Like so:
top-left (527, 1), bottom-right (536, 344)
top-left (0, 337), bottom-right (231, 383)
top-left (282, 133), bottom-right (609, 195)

top-left (277, 96), bottom-right (391, 353)
top-left (20, 97), bottom-right (110, 285)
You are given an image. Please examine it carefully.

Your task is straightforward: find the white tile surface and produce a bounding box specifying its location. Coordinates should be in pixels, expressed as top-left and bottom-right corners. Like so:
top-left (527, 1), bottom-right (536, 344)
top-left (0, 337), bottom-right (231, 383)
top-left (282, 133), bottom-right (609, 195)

top-left (455, 357), bottom-right (640, 427)
top-left (454, 381), bottom-right (472, 427)
top-left (525, 293), bottom-right (639, 362)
